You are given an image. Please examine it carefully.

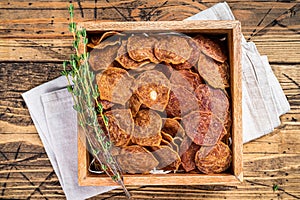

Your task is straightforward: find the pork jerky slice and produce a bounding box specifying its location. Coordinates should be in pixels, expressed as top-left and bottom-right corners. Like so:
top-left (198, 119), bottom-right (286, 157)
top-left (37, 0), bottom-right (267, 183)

top-left (116, 145), bottom-right (159, 174)
top-left (96, 67), bottom-right (134, 105)
top-left (132, 62), bottom-right (157, 72)
top-left (127, 34), bottom-right (160, 63)
top-left (195, 141), bottom-right (232, 174)
top-left (88, 43), bottom-right (120, 71)
top-left (195, 84), bottom-right (231, 131)
top-left (151, 145), bottom-right (181, 171)
top-left (173, 136), bottom-right (183, 153)
top-left (154, 35), bottom-right (192, 64)
top-left (165, 85), bottom-right (199, 118)
top-left (98, 99), bottom-right (115, 110)
top-left (154, 62), bottom-right (173, 79)
top-left (134, 70), bottom-right (170, 111)
top-left (170, 70), bottom-right (203, 92)
top-left (179, 136), bottom-right (192, 156)
top-left (172, 37), bottom-right (201, 70)
top-left (181, 142), bottom-right (200, 172)
top-left (105, 109), bottom-right (134, 147)
top-left (182, 111), bottom-right (227, 146)
top-left (161, 131), bottom-right (173, 143)
top-left (116, 40), bottom-right (150, 69)
top-left (194, 35), bottom-right (227, 63)
top-left (161, 118), bottom-right (185, 138)
top-left (169, 140), bottom-right (180, 153)
top-left (197, 52), bottom-right (230, 89)
top-left (126, 94), bottom-right (142, 117)
top-left (88, 31), bottom-right (124, 48)
top-left (132, 109), bottom-right (162, 146)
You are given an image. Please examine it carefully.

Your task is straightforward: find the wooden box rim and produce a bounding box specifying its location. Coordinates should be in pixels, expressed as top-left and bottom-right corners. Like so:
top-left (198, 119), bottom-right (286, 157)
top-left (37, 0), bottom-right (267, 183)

top-left (77, 20), bottom-right (243, 186)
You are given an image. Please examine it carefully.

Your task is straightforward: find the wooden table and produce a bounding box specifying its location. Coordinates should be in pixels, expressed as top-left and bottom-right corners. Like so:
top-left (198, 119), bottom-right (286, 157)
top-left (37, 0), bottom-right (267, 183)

top-left (0, 0), bottom-right (299, 199)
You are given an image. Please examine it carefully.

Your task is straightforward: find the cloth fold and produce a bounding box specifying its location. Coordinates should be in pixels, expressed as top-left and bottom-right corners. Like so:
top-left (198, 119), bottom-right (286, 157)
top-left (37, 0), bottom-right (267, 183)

top-left (22, 78), bottom-right (118, 200)
top-left (22, 2), bottom-right (290, 199)
top-left (186, 2), bottom-right (289, 142)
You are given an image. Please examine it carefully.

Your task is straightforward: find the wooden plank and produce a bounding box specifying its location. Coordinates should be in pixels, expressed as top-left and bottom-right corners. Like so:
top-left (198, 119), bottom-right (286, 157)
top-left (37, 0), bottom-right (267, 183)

top-left (1, 0), bottom-right (299, 199)
top-left (1, 62), bottom-right (298, 126)
top-left (0, 39), bottom-right (72, 62)
top-left (0, 1), bottom-right (298, 36)
top-left (0, 1), bottom-right (299, 63)
top-left (1, 35), bottom-right (300, 63)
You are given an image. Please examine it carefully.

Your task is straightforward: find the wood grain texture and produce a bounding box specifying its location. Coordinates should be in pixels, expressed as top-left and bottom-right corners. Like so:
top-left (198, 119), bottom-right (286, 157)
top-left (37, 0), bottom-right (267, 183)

top-left (229, 21), bottom-right (243, 182)
top-left (0, 0), bottom-right (299, 199)
top-left (0, 0), bottom-right (299, 63)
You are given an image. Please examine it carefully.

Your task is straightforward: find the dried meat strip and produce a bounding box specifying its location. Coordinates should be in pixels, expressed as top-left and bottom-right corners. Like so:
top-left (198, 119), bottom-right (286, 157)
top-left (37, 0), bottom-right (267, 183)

top-left (194, 35), bottom-right (227, 63)
top-left (182, 111), bottom-right (227, 146)
top-left (117, 145), bottom-right (159, 174)
top-left (134, 70), bottom-right (170, 111)
top-left (132, 109), bottom-right (162, 146)
top-left (195, 141), bottom-right (232, 174)
top-left (127, 34), bottom-right (159, 63)
top-left (105, 109), bottom-right (134, 147)
top-left (96, 67), bottom-right (134, 105)
top-left (154, 35), bottom-right (192, 64)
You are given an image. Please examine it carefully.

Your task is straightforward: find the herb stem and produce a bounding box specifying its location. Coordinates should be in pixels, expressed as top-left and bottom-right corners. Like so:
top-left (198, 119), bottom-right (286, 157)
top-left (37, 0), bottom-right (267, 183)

top-left (63, 4), bottom-right (131, 199)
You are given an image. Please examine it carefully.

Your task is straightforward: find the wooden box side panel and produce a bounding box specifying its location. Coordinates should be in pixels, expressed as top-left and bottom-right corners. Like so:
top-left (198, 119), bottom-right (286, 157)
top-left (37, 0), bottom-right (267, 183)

top-left (229, 23), bottom-right (243, 181)
top-left (78, 126), bottom-right (89, 185)
top-left (82, 173), bottom-right (239, 186)
top-left (77, 20), bottom-right (240, 33)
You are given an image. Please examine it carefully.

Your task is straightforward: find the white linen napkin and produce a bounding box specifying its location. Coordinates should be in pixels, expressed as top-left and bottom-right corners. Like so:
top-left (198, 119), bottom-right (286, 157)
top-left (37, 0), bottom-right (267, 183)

top-left (22, 2), bottom-right (290, 199)
top-left (22, 77), bottom-right (118, 200)
top-left (185, 2), bottom-right (290, 142)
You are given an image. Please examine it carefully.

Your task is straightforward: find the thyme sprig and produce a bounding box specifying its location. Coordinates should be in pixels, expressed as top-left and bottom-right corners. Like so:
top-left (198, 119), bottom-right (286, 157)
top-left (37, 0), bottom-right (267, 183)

top-left (62, 4), bottom-right (131, 199)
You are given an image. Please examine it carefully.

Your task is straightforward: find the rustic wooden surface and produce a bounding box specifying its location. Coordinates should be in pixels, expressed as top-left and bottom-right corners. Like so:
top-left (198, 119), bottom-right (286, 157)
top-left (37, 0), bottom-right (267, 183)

top-left (0, 0), bottom-right (299, 199)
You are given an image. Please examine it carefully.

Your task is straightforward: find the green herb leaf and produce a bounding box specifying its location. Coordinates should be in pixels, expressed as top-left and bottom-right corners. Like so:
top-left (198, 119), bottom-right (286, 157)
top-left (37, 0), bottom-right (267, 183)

top-left (73, 87), bottom-right (82, 96)
top-left (79, 120), bottom-right (84, 128)
top-left (67, 85), bottom-right (73, 93)
top-left (103, 115), bottom-right (109, 126)
top-left (105, 141), bottom-right (111, 150)
top-left (61, 70), bottom-right (68, 76)
top-left (89, 71), bottom-right (95, 80)
top-left (73, 104), bottom-right (81, 112)
top-left (101, 164), bottom-right (108, 171)
top-left (68, 4), bottom-right (74, 13)
top-left (83, 37), bottom-right (88, 45)
top-left (81, 28), bottom-right (87, 38)
top-left (79, 54), bottom-right (84, 61)
top-left (92, 148), bottom-right (100, 155)
top-left (73, 40), bottom-right (79, 49)
top-left (63, 61), bottom-right (68, 70)
top-left (92, 90), bottom-right (100, 99)
top-left (273, 184), bottom-right (279, 191)
top-left (112, 175), bottom-right (118, 181)
top-left (68, 22), bottom-right (76, 33)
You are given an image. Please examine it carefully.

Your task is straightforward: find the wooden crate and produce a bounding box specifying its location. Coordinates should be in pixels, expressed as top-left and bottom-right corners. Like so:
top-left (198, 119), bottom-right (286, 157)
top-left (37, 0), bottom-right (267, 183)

top-left (77, 20), bottom-right (242, 186)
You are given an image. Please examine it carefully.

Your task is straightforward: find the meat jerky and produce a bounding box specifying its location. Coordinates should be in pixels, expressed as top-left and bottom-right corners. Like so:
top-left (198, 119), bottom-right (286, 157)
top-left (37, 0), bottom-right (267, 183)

top-left (96, 67), bottom-right (134, 105)
top-left (116, 145), bottom-right (159, 174)
top-left (154, 35), bottom-right (192, 64)
top-left (194, 35), bottom-right (227, 63)
top-left (195, 141), bottom-right (232, 174)
top-left (134, 70), bottom-right (170, 111)
top-left (182, 111), bottom-right (227, 146)
top-left (127, 34), bottom-right (159, 63)
top-left (132, 109), bottom-right (162, 146)
top-left (105, 109), bottom-right (134, 147)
